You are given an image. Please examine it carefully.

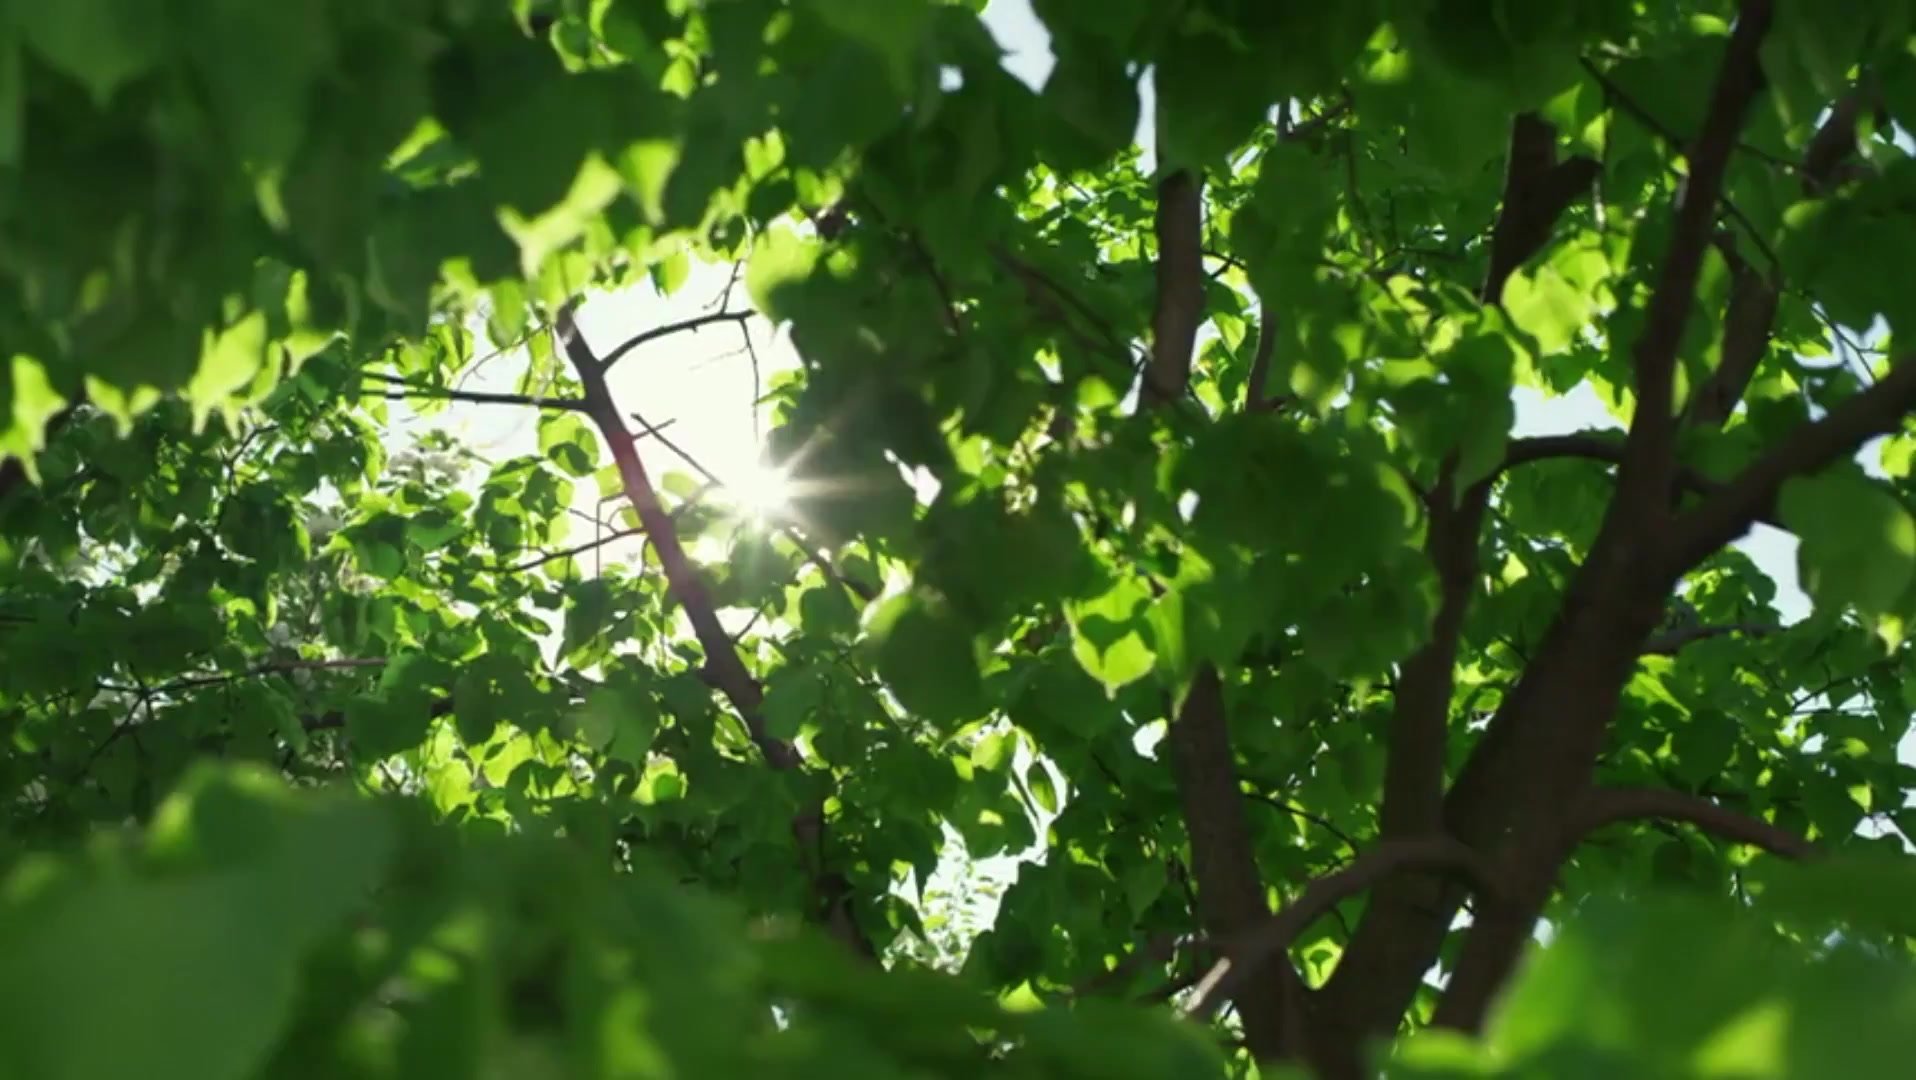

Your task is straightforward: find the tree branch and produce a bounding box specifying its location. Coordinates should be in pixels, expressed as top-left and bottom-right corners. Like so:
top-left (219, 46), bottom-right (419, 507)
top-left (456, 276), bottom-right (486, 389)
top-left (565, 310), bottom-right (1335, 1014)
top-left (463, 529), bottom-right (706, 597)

top-left (556, 308), bottom-right (875, 960)
top-left (1668, 355), bottom-right (1916, 571)
top-left (599, 309), bottom-right (753, 371)
top-left (1143, 170), bottom-right (1205, 408)
top-left (1166, 664), bottom-right (1306, 1062)
top-left (363, 372), bottom-right (589, 412)
top-left (1683, 238), bottom-right (1781, 428)
top-left (1430, 15), bottom-right (1784, 1014)
top-left (1244, 301), bottom-right (1278, 411)
top-left (1481, 113), bottom-right (1601, 304)
top-left (1071, 933), bottom-right (1187, 999)
top-left (1498, 432), bottom-right (1777, 525)
top-left (506, 526), bottom-right (647, 573)
top-left (560, 316), bottom-right (781, 756)
top-left (1383, 470), bottom-right (1491, 838)
top-left (1801, 81), bottom-right (1874, 195)
top-left (1140, 168), bottom-right (1304, 1062)
top-left (1640, 621), bottom-right (1779, 656)
top-left (1569, 786), bottom-right (1818, 860)
top-left (625, 410), bottom-right (875, 603)
top-left (1185, 838), bottom-right (1495, 1021)
top-left (1616, 0), bottom-right (1775, 534)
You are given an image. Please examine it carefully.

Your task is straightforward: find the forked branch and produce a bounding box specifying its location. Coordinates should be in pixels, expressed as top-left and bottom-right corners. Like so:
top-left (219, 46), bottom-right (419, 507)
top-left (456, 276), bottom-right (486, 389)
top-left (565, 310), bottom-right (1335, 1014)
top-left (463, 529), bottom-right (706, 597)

top-left (1480, 113), bottom-right (1601, 304)
top-left (599, 309), bottom-right (753, 371)
top-left (1669, 356), bottom-right (1916, 571)
top-left (1184, 838), bottom-right (1496, 1020)
top-left (1616, 0), bottom-right (1776, 529)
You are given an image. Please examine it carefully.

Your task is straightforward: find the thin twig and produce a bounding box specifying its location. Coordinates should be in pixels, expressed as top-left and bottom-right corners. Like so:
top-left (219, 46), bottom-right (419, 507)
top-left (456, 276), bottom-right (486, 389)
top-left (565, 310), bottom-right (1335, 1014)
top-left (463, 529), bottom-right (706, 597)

top-left (364, 373), bottom-right (588, 412)
top-left (1640, 621), bottom-right (1779, 655)
top-left (507, 527), bottom-right (647, 573)
top-left (600, 310), bottom-right (754, 371)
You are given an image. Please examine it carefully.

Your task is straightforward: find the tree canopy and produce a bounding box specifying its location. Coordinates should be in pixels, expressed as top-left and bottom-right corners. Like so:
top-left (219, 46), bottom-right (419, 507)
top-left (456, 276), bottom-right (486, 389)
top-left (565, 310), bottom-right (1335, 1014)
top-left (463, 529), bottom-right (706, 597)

top-left (7, 0), bottom-right (1916, 1076)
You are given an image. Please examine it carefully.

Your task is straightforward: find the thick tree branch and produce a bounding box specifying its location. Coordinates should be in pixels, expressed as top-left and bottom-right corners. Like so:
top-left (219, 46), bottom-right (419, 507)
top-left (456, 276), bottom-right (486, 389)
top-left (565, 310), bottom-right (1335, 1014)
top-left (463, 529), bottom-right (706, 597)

top-left (1425, 19), bottom-right (1786, 1017)
top-left (1570, 786), bottom-right (1818, 859)
top-left (1616, 0), bottom-right (1775, 534)
top-left (1185, 838), bottom-right (1495, 1021)
top-left (1498, 432), bottom-right (1779, 526)
top-left (560, 314), bottom-right (780, 753)
top-left (1382, 470), bottom-right (1490, 837)
top-left (556, 308), bottom-right (874, 960)
top-left (1140, 169), bottom-right (1304, 1062)
top-left (1311, 478), bottom-right (1489, 1073)
top-left (1669, 356), bottom-right (1916, 571)
top-left (1165, 625), bottom-right (1305, 1062)
top-left (1143, 170), bottom-right (1205, 407)
top-left (1481, 114), bottom-right (1601, 304)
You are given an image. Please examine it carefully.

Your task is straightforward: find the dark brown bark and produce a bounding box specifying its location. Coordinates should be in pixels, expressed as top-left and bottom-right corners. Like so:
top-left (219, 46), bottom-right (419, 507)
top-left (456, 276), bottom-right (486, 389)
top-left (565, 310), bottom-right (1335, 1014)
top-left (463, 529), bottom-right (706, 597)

top-left (1144, 170), bottom-right (1205, 407)
top-left (1570, 786), bottom-right (1819, 860)
top-left (1670, 356), bottom-right (1916, 572)
top-left (1480, 114), bottom-right (1601, 304)
top-left (1309, 2), bottom-right (1782, 1047)
top-left (1166, 669), bottom-right (1309, 1061)
top-left (1615, 0), bottom-right (1774, 533)
top-left (1244, 300), bottom-right (1278, 411)
top-left (1801, 84), bottom-right (1871, 195)
top-left (1185, 838), bottom-right (1493, 1019)
top-left (1639, 621), bottom-right (1778, 656)
top-left (1142, 165), bottom-right (1308, 1061)
top-left (1427, 1), bottom-right (1778, 1034)
top-left (1383, 472), bottom-right (1491, 839)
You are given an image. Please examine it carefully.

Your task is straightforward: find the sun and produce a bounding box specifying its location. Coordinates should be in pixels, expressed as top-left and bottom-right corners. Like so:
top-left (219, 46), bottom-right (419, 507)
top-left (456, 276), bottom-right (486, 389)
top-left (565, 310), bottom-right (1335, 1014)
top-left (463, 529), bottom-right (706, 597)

top-left (731, 458), bottom-right (793, 522)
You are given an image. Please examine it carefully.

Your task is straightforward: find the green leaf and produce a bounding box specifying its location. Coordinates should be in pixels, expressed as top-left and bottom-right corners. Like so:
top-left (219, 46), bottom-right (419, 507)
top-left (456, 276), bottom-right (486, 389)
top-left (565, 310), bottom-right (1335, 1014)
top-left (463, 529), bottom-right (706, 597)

top-left (0, 766), bottom-right (392, 1080)
top-left (1780, 467), bottom-right (1916, 616)
top-left (745, 228), bottom-right (823, 321)
top-left (573, 671), bottom-right (659, 766)
top-left (807, 0), bottom-right (933, 96)
top-left (346, 512), bottom-right (409, 580)
top-left (1067, 576), bottom-right (1157, 695)
top-left (561, 579), bottom-right (617, 663)
top-left (16, 0), bottom-right (166, 105)
top-left (762, 664), bottom-right (826, 741)
top-left (867, 588), bottom-right (987, 724)
top-left (453, 653), bottom-right (533, 746)
top-left (538, 412), bottom-right (601, 477)
top-left (1039, 41), bottom-right (1140, 171)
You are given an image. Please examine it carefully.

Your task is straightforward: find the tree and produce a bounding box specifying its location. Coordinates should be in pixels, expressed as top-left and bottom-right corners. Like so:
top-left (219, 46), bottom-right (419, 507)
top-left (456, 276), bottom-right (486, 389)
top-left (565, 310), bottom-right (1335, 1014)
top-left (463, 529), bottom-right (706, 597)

top-left (4, 0), bottom-right (1916, 1076)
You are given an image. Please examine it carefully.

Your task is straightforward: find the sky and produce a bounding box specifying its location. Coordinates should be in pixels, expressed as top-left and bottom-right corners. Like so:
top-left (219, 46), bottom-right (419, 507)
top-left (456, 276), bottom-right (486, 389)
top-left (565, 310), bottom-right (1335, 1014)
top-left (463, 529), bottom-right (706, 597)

top-left (381, 0), bottom-right (1906, 944)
